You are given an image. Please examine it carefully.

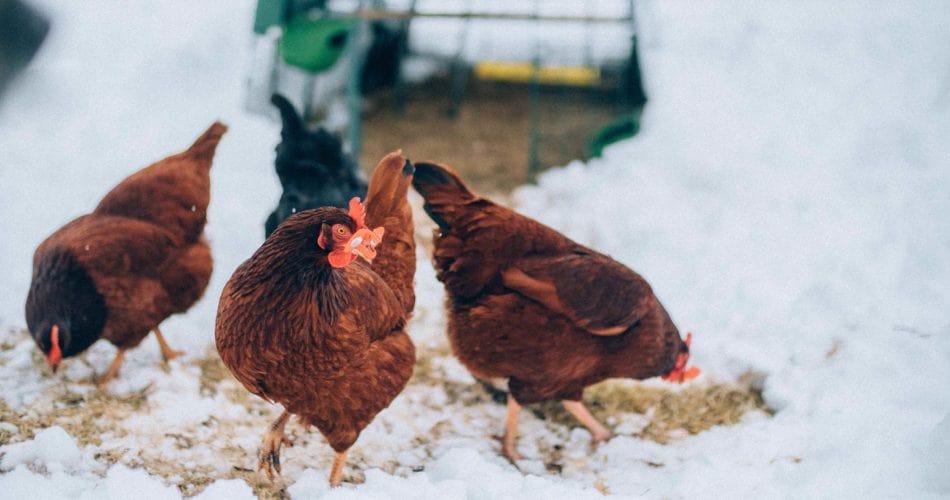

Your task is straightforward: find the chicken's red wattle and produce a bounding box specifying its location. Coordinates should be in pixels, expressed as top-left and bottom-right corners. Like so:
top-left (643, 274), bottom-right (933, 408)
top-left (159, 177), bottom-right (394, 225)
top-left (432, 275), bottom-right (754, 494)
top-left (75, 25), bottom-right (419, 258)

top-left (661, 332), bottom-right (700, 383)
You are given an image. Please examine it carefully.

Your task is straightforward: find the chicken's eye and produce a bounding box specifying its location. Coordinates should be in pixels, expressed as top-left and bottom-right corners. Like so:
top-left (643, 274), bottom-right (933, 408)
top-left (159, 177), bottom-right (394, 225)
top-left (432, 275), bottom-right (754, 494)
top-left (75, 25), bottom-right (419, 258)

top-left (330, 224), bottom-right (350, 239)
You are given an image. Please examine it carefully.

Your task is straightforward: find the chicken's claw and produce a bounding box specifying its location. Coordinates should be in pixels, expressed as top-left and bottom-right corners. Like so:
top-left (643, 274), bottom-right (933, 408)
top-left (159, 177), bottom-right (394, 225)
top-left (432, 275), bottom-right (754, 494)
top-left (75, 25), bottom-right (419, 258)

top-left (262, 452), bottom-right (280, 480)
top-left (258, 430), bottom-right (293, 481)
top-left (153, 327), bottom-right (184, 363)
top-left (591, 429), bottom-right (614, 443)
top-left (502, 440), bottom-right (523, 465)
top-left (492, 433), bottom-right (523, 466)
top-left (161, 347), bottom-right (185, 363)
top-left (94, 348), bottom-right (126, 386)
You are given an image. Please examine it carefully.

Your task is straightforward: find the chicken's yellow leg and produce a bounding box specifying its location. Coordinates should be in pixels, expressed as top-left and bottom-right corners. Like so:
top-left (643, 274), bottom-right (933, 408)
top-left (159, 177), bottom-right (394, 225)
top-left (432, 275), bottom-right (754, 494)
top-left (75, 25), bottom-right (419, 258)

top-left (329, 450), bottom-right (348, 487)
top-left (96, 348), bottom-right (126, 386)
top-left (153, 326), bottom-right (184, 362)
top-left (502, 395), bottom-right (523, 463)
top-left (562, 399), bottom-right (613, 442)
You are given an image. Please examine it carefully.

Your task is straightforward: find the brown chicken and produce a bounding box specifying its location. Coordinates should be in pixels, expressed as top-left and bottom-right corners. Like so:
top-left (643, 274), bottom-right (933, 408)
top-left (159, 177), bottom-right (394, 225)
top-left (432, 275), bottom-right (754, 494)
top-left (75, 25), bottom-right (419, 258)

top-left (412, 161), bottom-right (699, 463)
top-left (215, 151), bottom-right (416, 487)
top-left (25, 122), bottom-right (227, 385)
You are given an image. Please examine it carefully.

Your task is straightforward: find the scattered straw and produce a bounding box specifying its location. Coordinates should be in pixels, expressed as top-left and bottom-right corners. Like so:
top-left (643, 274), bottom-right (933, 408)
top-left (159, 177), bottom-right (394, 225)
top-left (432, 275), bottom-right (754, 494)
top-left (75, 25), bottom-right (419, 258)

top-left (530, 372), bottom-right (772, 444)
top-left (195, 353), bottom-right (228, 397)
top-left (826, 339), bottom-right (843, 359)
top-left (2, 327), bottom-right (775, 494)
top-left (0, 383), bottom-right (150, 449)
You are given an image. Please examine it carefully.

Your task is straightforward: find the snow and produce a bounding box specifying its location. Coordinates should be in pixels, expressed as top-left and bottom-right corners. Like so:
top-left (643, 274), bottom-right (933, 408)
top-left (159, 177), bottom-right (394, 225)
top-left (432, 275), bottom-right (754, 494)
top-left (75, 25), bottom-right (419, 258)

top-left (1, 0), bottom-right (949, 499)
top-left (0, 426), bottom-right (80, 471)
top-left (923, 414), bottom-right (950, 494)
top-left (192, 480), bottom-right (257, 500)
top-left (104, 465), bottom-right (182, 500)
top-left (286, 448), bottom-right (612, 500)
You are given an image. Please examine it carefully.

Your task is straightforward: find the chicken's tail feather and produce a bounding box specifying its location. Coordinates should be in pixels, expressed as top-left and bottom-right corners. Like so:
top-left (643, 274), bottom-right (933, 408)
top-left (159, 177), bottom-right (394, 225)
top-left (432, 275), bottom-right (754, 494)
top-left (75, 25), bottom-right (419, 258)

top-left (364, 150), bottom-right (416, 313)
top-left (185, 121), bottom-right (228, 162)
top-left (411, 162), bottom-right (476, 201)
top-left (271, 93), bottom-right (303, 139)
top-left (411, 161), bottom-right (480, 231)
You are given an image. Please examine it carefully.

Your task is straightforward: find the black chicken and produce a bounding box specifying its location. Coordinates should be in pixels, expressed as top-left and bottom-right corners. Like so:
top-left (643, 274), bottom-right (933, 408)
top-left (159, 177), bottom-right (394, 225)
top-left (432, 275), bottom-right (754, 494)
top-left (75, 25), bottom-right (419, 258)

top-left (265, 94), bottom-right (367, 237)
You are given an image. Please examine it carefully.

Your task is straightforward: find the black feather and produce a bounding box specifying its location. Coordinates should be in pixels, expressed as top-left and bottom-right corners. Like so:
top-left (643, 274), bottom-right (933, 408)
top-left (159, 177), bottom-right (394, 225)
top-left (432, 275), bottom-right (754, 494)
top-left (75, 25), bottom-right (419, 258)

top-left (265, 94), bottom-right (368, 238)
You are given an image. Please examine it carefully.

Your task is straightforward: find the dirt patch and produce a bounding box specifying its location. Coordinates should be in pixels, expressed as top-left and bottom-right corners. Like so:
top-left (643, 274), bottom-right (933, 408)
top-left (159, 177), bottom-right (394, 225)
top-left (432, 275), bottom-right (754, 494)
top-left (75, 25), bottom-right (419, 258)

top-left (530, 371), bottom-right (772, 444)
top-left (197, 353), bottom-right (229, 397)
top-left (411, 342), bottom-right (772, 447)
top-left (361, 75), bottom-right (630, 194)
top-left (0, 382), bottom-right (150, 449)
top-left (411, 347), bottom-right (494, 409)
top-left (0, 329), bottom-right (152, 449)
top-left (2, 324), bottom-right (774, 497)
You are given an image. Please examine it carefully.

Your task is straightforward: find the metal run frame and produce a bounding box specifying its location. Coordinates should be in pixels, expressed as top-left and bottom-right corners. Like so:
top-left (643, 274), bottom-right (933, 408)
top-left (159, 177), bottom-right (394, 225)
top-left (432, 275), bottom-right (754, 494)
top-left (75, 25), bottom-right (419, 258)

top-left (329, 1), bottom-right (639, 172)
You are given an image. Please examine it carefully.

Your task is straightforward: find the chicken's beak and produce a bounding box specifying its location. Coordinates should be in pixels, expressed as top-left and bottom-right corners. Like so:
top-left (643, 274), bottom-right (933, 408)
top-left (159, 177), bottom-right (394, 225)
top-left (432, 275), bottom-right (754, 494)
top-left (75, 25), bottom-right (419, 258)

top-left (347, 227), bottom-right (385, 263)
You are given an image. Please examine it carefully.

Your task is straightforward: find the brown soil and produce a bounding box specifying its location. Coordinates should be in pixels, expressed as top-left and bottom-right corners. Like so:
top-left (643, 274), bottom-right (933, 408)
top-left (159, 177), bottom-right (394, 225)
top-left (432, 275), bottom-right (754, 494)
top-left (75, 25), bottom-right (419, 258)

top-left (361, 75), bottom-right (629, 194)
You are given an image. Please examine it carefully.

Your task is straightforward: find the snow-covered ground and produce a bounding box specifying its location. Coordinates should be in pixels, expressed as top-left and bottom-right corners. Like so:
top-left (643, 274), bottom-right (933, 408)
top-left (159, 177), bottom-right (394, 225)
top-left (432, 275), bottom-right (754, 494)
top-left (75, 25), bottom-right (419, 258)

top-left (1, 1), bottom-right (949, 498)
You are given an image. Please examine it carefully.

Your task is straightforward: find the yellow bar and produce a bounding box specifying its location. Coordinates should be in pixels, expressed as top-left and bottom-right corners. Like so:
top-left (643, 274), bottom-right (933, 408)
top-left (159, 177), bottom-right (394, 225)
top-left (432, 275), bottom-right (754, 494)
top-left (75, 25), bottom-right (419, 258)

top-left (473, 61), bottom-right (601, 87)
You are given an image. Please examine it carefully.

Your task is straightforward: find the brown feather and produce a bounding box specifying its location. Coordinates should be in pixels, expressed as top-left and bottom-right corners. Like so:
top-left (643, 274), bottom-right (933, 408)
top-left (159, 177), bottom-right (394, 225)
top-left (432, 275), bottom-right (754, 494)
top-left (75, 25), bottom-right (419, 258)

top-left (215, 151), bottom-right (416, 453)
top-left (413, 161), bottom-right (688, 405)
top-left (26, 122), bottom-right (225, 359)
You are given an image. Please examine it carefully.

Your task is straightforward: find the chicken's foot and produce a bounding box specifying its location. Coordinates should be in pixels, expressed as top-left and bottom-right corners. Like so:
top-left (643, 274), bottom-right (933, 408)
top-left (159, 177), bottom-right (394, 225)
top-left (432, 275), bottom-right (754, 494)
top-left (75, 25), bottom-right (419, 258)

top-left (258, 410), bottom-right (293, 481)
top-left (501, 394), bottom-right (523, 464)
top-left (95, 348), bottom-right (126, 386)
top-left (562, 400), bottom-right (613, 442)
top-left (329, 450), bottom-right (348, 487)
top-left (153, 326), bottom-right (184, 362)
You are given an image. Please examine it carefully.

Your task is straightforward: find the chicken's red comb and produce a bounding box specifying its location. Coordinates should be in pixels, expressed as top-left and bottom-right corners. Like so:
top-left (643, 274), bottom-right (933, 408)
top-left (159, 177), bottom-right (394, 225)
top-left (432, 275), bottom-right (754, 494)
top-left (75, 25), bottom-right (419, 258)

top-left (348, 197), bottom-right (367, 229)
